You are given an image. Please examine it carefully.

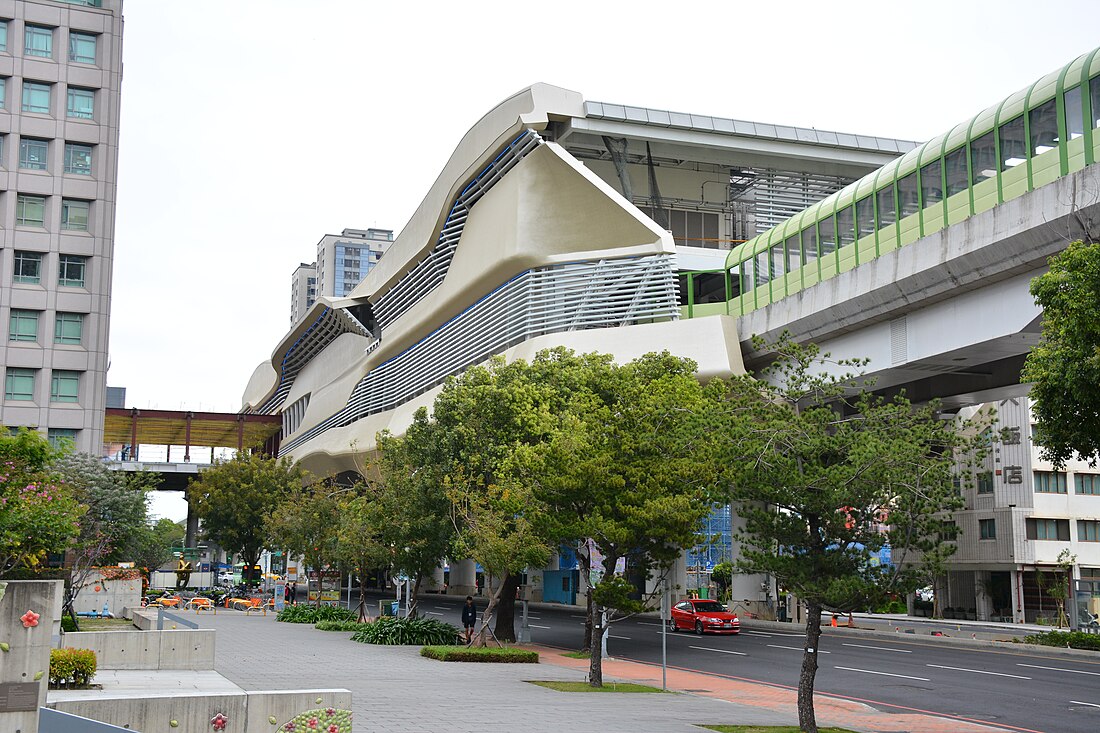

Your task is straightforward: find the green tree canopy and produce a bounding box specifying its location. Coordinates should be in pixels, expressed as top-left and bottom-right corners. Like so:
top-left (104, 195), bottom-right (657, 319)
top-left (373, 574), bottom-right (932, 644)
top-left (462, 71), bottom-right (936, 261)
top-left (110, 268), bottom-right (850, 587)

top-left (187, 452), bottom-right (305, 584)
top-left (265, 482), bottom-right (344, 603)
top-left (1023, 239), bottom-right (1100, 467)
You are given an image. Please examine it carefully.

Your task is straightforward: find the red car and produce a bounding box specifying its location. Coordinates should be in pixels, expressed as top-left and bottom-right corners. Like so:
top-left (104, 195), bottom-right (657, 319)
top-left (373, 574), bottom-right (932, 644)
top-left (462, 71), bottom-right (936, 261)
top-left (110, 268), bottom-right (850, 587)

top-left (668, 599), bottom-right (740, 635)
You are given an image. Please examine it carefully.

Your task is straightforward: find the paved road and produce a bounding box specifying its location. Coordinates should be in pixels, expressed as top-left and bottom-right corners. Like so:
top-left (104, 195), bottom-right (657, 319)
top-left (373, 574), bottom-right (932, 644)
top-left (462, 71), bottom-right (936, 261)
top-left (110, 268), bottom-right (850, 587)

top-left (364, 591), bottom-right (1100, 733)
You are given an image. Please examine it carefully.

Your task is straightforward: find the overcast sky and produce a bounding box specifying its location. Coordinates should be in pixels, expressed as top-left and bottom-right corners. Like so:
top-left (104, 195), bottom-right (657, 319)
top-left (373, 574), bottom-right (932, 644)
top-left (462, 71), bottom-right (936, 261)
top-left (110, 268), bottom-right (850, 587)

top-left (112, 2), bottom-right (1099, 520)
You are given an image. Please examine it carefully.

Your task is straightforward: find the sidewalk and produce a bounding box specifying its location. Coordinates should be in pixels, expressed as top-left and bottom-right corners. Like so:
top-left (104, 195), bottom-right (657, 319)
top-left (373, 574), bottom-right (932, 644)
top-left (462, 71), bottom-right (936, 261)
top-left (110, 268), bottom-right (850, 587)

top-left (188, 608), bottom-right (1019, 733)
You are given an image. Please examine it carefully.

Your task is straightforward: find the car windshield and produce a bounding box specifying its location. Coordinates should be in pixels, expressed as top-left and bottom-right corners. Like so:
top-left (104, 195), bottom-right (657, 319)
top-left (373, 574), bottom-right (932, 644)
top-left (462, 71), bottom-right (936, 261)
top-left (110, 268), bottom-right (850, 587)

top-left (694, 601), bottom-right (726, 613)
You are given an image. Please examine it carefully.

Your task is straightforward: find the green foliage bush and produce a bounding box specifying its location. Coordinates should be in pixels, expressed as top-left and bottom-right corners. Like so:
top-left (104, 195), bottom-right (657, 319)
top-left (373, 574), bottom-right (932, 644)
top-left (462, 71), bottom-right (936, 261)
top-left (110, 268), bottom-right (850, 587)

top-left (351, 616), bottom-right (460, 645)
top-left (421, 645), bottom-right (538, 662)
top-left (314, 620), bottom-right (371, 632)
top-left (49, 648), bottom-right (97, 687)
top-left (276, 604), bottom-right (358, 624)
top-left (1023, 630), bottom-right (1100, 651)
top-left (60, 615), bottom-right (77, 632)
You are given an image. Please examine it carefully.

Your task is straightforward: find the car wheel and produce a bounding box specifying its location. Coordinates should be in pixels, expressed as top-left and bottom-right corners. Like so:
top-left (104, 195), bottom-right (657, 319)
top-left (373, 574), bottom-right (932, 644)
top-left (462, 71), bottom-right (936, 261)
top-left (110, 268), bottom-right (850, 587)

top-left (667, 618), bottom-right (677, 632)
top-left (695, 621), bottom-right (704, 636)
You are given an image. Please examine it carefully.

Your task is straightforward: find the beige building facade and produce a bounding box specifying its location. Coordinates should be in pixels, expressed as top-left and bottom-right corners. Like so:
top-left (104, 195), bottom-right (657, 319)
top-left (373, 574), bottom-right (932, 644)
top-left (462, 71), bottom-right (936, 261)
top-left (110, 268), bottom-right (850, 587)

top-left (0, 0), bottom-right (123, 454)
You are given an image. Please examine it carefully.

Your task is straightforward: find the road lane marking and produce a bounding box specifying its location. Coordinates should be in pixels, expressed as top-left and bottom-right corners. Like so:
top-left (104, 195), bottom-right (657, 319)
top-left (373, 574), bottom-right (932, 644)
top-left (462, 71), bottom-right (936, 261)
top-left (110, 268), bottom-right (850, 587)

top-left (529, 624), bottom-right (551, 629)
top-left (842, 642), bottom-right (912, 653)
top-left (1018, 663), bottom-right (1100, 676)
top-left (758, 631), bottom-right (804, 637)
top-left (526, 615), bottom-right (541, 620)
top-left (1070, 700), bottom-right (1100, 708)
top-left (925, 664), bottom-right (1030, 679)
top-left (433, 606), bottom-right (449, 610)
top-left (609, 634), bottom-right (631, 640)
top-left (769, 644), bottom-right (829, 653)
top-left (636, 622), bottom-right (663, 627)
top-left (427, 611), bottom-right (444, 616)
top-left (834, 665), bottom-right (929, 681)
top-left (570, 614), bottom-right (587, 619)
top-left (689, 645), bottom-right (747, 656)
top-left (742, 631), bottom-right (773, 637)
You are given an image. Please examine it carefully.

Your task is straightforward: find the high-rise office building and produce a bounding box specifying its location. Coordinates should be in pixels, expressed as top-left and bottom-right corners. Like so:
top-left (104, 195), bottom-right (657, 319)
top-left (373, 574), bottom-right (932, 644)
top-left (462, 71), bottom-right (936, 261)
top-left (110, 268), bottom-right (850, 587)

top-left (0, 0), bottom-right (124, 453)
top-left (316, 227), bottom-right (391, 299)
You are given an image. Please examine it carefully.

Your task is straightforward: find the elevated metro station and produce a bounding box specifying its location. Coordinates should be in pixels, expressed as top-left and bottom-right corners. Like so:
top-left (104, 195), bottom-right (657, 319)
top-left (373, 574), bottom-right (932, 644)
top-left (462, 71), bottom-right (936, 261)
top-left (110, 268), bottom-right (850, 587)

top-left (242, 48), bottom-right (1100, 610)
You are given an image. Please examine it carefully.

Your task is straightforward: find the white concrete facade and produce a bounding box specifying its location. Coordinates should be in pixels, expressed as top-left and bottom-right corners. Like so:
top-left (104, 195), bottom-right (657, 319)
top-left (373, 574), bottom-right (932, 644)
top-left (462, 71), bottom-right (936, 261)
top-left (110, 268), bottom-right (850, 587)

top-left (0, 0), bottom-right (123, 455)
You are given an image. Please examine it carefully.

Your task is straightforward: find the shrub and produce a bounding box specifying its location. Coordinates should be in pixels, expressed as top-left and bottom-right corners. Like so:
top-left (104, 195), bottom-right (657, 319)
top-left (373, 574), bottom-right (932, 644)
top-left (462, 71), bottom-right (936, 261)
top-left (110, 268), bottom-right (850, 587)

top-left (315, 620), bottom-right (371, 632)
top-left (276, 604), bottom-right (357, 624)
top-left (351, 616), bottom-right (460, 645)
top-left (60, 616), bottom-right (77, 633)
top-left (421, 645), bottom-right (538, 663)
top-left (49, 648), bottom-right (97, 687)
top-left (1023, 630), bottom-right (1100, 651)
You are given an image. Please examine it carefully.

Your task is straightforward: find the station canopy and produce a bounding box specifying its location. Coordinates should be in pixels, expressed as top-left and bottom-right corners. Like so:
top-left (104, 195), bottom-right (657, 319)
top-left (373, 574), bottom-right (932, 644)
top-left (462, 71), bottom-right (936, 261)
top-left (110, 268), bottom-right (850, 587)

top-left (104, 408), bottom-right (281, 451)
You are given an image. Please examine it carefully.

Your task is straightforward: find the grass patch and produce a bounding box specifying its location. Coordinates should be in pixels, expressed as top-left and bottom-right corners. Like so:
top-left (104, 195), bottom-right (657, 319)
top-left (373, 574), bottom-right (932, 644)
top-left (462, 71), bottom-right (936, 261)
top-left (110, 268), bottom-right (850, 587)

top-left (529, 680), bottom-right (666, 693)
top-left (560, 650), bottom-right (590, 659)
top-left (70, 617), bottom-right (134, 631)
top-left (421, 645), bottom-right (539, 663)
top-left (701, 727), bottom-right (858, 733)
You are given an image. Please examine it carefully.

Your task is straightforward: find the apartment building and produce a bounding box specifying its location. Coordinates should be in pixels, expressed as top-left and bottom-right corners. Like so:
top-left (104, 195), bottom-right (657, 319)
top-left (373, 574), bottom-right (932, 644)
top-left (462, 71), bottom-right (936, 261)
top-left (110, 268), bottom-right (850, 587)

top-left (0, 0), bottom-right (123, 454)
top-left (289, 261), bottom-right (317, 325)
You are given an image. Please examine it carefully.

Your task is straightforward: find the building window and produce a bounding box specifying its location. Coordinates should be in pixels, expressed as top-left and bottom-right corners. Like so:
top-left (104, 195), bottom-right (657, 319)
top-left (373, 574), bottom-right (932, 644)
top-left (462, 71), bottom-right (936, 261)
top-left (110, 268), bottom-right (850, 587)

top-left (68, 31), bottom-right (95, 64)
top-left (979, 518), bottom-right (996, 539)
top-left (50, 370), bottom-right (80, 403)
top-left (13, 251), bottom-right (43, 284)
top-left (19, 137), bottom-right (48, 170)
top-left (977, 471), bottom-right (994, 494)
top-left (1034, 471), bottom-right (1068, 494)
top-left (8, 309), bottom-right (39, 342)
top-left (24, 25), bottom-right (52, 58)
top-left (1079, 520), bottom-right (1100, 542)
top-left (0, 77), bottom-right (6, 108)
top-left (58, 255), bottom-right (87, 287)
top-left (47, 428), bottom-right (77, 449)
top-left (1026, 518), bottom-right (1070, 541)
top-left (0, 20), bottom-right (8, 52)
top-left (61, 199), bottom-right (89, 231)
top-left (21, 81), bottom-right (50, 114)
top-left (4, 367), bottom-right (35, 401)
top-left (66, 87), bottom-right (94, 119)
top-left (54, 312), bottom-right (83, 345)
top-left (64, 142), bottom-right (92, 175)
top-left (16, 194), bottom-right (46, 227)
top-left (1076, 473), bottom-right (1100, 495)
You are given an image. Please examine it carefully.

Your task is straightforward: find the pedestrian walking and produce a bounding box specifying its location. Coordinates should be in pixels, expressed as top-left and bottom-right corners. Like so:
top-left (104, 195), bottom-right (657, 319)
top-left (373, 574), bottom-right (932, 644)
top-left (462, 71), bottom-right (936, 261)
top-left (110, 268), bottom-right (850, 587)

top-left (461, 596), bottom-right (477, 644)
top-left (285, 582), bottom-right (292, 604)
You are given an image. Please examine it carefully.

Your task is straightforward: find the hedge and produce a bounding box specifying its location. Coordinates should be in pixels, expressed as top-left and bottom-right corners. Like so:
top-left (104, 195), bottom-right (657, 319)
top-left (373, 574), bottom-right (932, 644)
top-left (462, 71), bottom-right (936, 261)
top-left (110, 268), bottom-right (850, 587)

top-left (351, 616), bottom-right (460, 645)
top-left (1023, 631), bottom-right (1100, 651)
top-left (276, 604), bottom-right (358, 624)
top-left (421, 645), bottom-right (539, 663)
top-left (49, 648), bottom-right (97, 687)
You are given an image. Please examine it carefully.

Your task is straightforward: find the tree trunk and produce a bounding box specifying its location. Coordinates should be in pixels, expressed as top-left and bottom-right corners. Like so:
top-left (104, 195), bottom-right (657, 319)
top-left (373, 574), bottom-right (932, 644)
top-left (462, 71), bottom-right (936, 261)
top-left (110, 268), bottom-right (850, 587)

top-left (409, 574), bottom-right (423, 618)
top-left (473, 580), bottom-right (503, 647)
top-left (798, 602), bottom-right (823, 733)
top-left (356, 573), bottom-right (369, 621)
top-left (494, 572), bottom-right (519, 642)
top-left (588, 607), bottom-right (606, 687)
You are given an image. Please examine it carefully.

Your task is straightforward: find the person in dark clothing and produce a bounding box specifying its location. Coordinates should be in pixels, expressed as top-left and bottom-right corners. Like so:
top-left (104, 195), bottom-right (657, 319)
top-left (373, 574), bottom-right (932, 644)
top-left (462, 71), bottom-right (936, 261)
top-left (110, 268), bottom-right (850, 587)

top-left (461, 596), bottom-right (478, 644)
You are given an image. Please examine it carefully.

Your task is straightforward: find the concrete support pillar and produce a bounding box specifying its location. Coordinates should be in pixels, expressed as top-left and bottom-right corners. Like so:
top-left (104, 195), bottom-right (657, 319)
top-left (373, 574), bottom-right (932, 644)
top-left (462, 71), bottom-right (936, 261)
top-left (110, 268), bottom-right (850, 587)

top-left (449, 559), bottom-right (476, 597)
top-left (430, 565), bottom-right (445, 592)
top-left (1011, 569), bottom-right (1025, 624)
top-left (0, 580), bottom-right (63, 733)
top-left (184, 493), bottom-right (199, 550)
top-left (975, 571), bottom-right (994, 621)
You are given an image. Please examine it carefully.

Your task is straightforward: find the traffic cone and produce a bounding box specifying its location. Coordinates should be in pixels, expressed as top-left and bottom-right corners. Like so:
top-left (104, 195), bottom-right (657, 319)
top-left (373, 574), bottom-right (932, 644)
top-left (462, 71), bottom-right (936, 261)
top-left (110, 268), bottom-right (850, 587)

top-left (831, 615), bottom-right (838, 627)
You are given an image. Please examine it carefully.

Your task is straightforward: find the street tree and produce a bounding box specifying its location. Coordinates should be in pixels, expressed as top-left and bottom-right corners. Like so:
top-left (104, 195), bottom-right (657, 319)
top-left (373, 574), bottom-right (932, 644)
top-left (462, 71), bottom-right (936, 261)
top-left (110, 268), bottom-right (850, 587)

top-left (709, 335), bottom-right (984, 733)
top-left (265, 482), bottom-right (344, 604)
top-left (188, 452), bottom-right (305, 586)
top-left (1023, 239), bottom-right (1100, 467)
top-left (335, 490), bottom-right (391, 620)
top-left (128, 517), bottom-right (186, 574)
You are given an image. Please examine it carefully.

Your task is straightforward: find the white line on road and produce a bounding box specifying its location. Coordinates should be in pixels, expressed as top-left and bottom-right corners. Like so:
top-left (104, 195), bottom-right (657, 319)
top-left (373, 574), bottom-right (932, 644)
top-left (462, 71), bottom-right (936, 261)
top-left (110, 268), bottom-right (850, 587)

top-left (758, 631), bottom-right (804, 637)
top-left (1018, 663), bottom-right (1100, 677)
top-left (433, 606), bottom-right (449, 610)
top-left (925, 664), bottom-right (1030, 679)
top-left (570, 614), bottom-right (587, 619)
top-left (529, 624), bottom-right (552, 629)
top-left (769, 644), bottom-right (829, 654)
top-left (635, 622), bottom-right (663, 627)
top-left (427, 611), bottom-right (444, 616)
top-left (609, 635), bottom-right (631, 640)
top-left (834, 665), bottom-right (929, 681)
top-left (526, 615), bottom-right (541, 620)
top-left (1071, 700), bottom-right (1100, 709)
top-left (742, 631), bottom-right (773, 637)
top-left (841, 642), bottom-right (912, 653)
top-left (689, 645), bottom-right (747, 656)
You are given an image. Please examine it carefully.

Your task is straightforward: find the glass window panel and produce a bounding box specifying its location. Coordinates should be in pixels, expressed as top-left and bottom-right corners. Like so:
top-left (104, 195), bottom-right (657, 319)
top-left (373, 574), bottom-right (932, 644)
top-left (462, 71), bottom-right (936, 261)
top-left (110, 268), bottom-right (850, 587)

top-left (876, 185), bottom-right (896, 229)
top-left (1065, 86), bottom-right (1084, 140)
top-left (1076, 473), bottom-right (1100, 495)
top-left (19, 138), bottom-right (47, 170)
top-left (68, 31), bottom-right (95, 64)
top-left (703, 213), bottom-right (719, 247)
top-left (61, 199), bottom-right (89, 230)
top-left (677, 273), bottom-right (689, 306)
top-left (5, 368), bottom-right (35, 400)
top-left (54, 312), bottom-right (83, 345)
top-left (836, 206), bottom-right (855, 247)
top-left (785, 235), bottom-right (802, 271)
top-left (693, 272), bottom-right (726, 305)
top-left (1029, 98), bottom-right (1058, 157)
top-left (755, 252), bottom-right (769, 286)
top-left (945, 146), bottom-right (968, 196)
top-left (1080, 521), bottom-right (1100, 542)
top-left (740, 258), bottom-right (754, 294)
top-left (64, 142), bottom-right (92, 175)
top-left (0, 20), bottom-right (7, 51)
top-left (50, 370), bottom-right (79, 403)
top-left (670, 209), bottom-right (685, 246)
top-left (855, 196), bottom-right (874, 238)
top-left (686, 211), bottom-right (702, 247)
top-left (970, 131), bottom-right (997, 185)
top-left (16, 194), bottom-right (45, 226)
top-left (47, 428), bottom-right (77, 449)
top-left (920, 159), bottom-right (943, 208)
top-left (979, 518), bottom-right (996, 539)
top-left (1092, 75), bottom-right (1100, 129)
top-left (818, 215), bottom-right (836, 256)
top-left (801, 226), bottom-right (818, 264)
top-left (0, 77), bottom-right (6, 109)
top-left (24, 25), bottom-right (52, 58)
top-left (8, 309), bottom-right (38, 342)
top-left (770, 241), bottom-right (785, 278)
top-left (58, 255), bottom-right (86, 287)
top-left (999, 115), bottom-right (1027, 171)
top-left (13, 251), bottom-right (42, 283)
top-left (1034, 470), bottom-right (1068, 493)
top-left (66, 87), bottom-right (94, 119)
top-left (897, 172), bottom-right (920, 218)
top-left (22, 81), bottom-right (50, 114)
